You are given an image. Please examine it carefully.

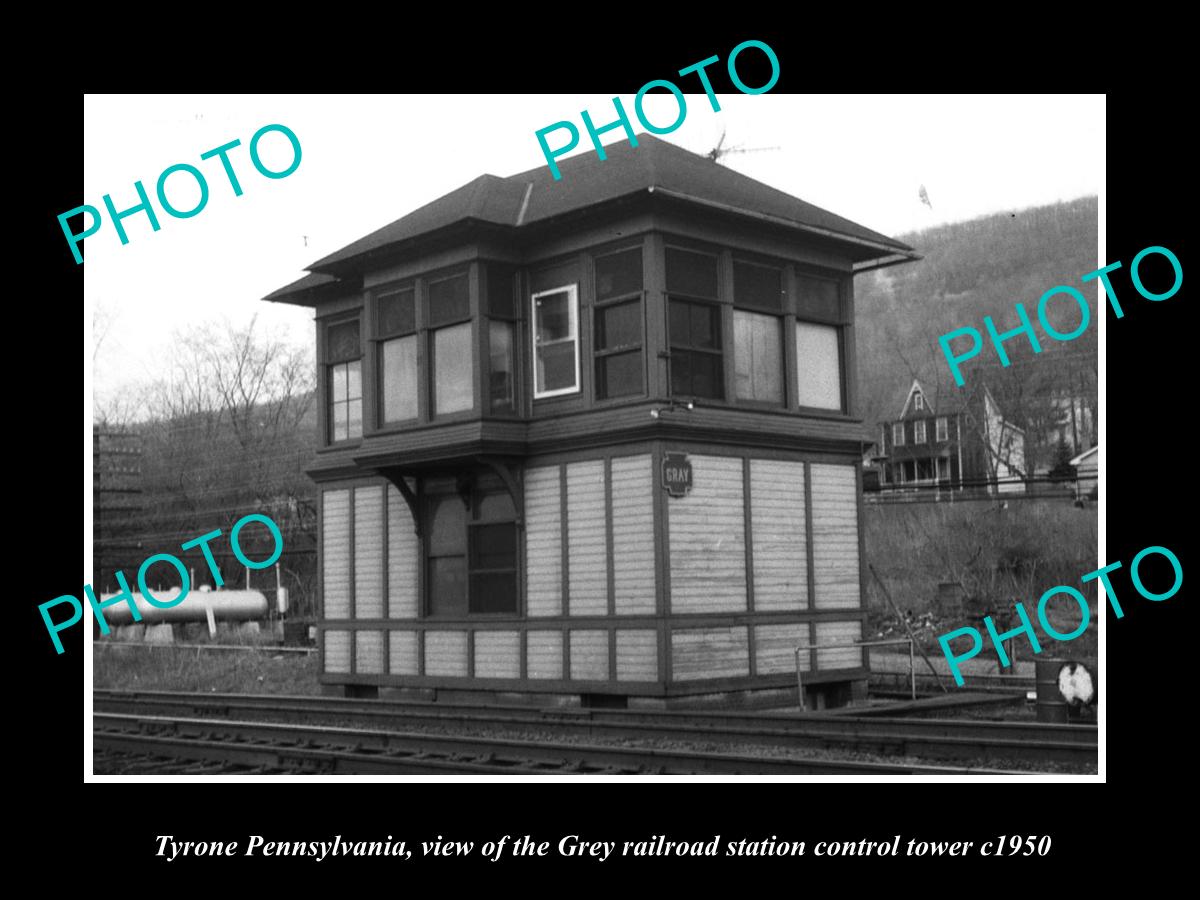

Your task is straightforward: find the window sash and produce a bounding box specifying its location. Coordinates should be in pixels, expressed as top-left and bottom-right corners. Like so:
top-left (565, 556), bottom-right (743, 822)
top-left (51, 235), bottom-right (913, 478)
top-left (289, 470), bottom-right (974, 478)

top-left (794, 320), bottom-right (843, 411)
top-left (328, 360), bottom-right (362, 442)
top-left (936, 417), bottom-right (949, 441)
top-left (733, 309), bottom-right (784, 404)
top-left (380, 335), bottom-right (418, 424)
top-left (893, 423), bottom-right (905, 446)
top-left (915, 420), bottom-right (927, 443)
top-left (532, 284), bottom-right (580, 398)
top-left (432, 322), bottom-right (474, 416)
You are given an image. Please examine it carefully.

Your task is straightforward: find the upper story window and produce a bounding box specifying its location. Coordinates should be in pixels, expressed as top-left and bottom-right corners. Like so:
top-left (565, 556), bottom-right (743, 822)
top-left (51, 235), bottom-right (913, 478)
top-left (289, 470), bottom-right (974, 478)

top-left (593, 247), bottom-right (644, 400)
top-left (893, 422), bottom-right (906, 446)
top-left (914, 419), bottom-right (927, 443)
top-left (428, 273), bottom-right (474, 416)
top-left (914, 393), bottom-right (925, 411)
top-left (326, 319), bottom-right (362, 443)
top-left (936, 416), bottom-right (949, 441)
top-left (377, 288), bottom-right (417, 425)
top-left (486, 264), bottom-right (517, 414)
top-left (532, 284), bottom-right (580, 399)
top-left (794, 273), bottom-right (844, 411)
top-left (880, 424), bottom-right (888, 453)
top-left (667, 246), bottom-right (723, 400)
top-left (733, 260), bottom-right (785, 405)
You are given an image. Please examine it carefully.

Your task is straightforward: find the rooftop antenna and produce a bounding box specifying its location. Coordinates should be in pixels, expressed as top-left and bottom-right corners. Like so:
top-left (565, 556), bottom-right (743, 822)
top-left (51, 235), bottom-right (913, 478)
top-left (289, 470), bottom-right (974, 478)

top-left (706, 127), bottom-right (780, 164)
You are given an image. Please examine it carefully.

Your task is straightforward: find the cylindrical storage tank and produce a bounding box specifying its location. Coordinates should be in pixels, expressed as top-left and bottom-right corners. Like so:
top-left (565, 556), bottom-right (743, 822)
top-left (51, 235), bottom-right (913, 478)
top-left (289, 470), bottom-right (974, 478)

top-left (1035, 658), bottom-right (1097, 724)
top-left (97, 589), bottom-right (268, 626)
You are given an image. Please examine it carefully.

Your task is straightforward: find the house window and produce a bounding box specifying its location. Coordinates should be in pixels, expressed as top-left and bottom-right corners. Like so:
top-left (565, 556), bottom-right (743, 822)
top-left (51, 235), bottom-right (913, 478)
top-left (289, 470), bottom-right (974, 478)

top-left (667, 245), bottom-right (723, 401)
top-left (936, 417), bottom-right (948, 441)
top-left (880, 425), bottom-right (888, 454)
top-left (326, 319), bottom-right (362, 442)
top-left (893, 422), bottom-right (905, 446)
top-left (733, 260), bottom-right (784, 404)
top-left (594, 247), bottom-right (644, 400)
top-left (424, 480), bottom-right (518, 617)
top-left (669, 298), bottom-right (724, 399)
top-left (487, 264), bottom-right (517, 413)
top-left (378, 288), bottom-right (418, 425)
top-left (428, 273), bottom-right (474, 416)
top-left (532, 284), bottom-right (580, 398)
top-left (914, 393), bottom-right (925, 411)
top-left (794, 321), bottom-right (843, 411)
top-left (937, 457), bottom-right (950, 480)
top-left (914, 420), bottom-right (927, 443)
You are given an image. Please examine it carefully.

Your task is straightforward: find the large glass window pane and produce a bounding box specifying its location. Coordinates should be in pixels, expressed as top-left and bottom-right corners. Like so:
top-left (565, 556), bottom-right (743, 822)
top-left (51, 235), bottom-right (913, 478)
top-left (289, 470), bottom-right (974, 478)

top-left (597, 300), bottom-right (641, 350)
top-left (378, 289), bottom-right (415, 336)
top-left (331, 364), bottom-right (347, 403)
top-left (433, 323), bottom-right (474, 415)
top-left (597, 351), bottom-right (642, 399)
top-left (734, 310), bottom-right (783, 403)
top-left (690, 303), bottom-right (718, 349)
top-left (795, 321), bottom-right (842, 410)
top-left (327, 320), bottom-right (359, 363)
top-left (734, 261), bottom-right (783, 311)
top-left (486, 264), bottom-right (515, 318)
top-left (469, 572), bottom-right (517, 613)
top-left (796, 274), bottom-right (841, 322)
top-left (666, 247), bottom-right (718, 298)
top-left (488, 321), bottom-right (515, 412)
top-left (428, 273), bottom-right (470, 326)
top-left (331, 401), bottom-right (348, 441)
top-left (347, 360), bottom-right (362, 402)
top-left (537, 343), bottom-right (576, 392)
top-left (471, 523), bottom-right (516, 570)
top-left (690, 353), bottom-right (721, 399)
top-left (533, 286), bottom-right (578, 397)
top-left (536, 291), bottom-right (571, 341)
top-left (595, 247), bottom-right (642, 301)
top-left (381, 335), bottom-right (418, 423)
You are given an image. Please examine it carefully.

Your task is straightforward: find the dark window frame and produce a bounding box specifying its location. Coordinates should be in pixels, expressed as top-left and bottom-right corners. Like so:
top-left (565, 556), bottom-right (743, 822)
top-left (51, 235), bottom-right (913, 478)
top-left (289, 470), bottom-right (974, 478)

top-left (731, 258), bottom-right (786, 408)
top-left (421, 476), bottom-right (519, 619)
top-left (373, 285), bottom-right (419, 427)
top-left (668, 295), bottom-right (725, 401)
top-left (485, 263), bottom-right (519, 415)
top-left (593, 245), bottom-right (646, 402)
top-left (324, 316), bottom-right (362, 445)
top-left (425, 270), bottom-right (475, 419)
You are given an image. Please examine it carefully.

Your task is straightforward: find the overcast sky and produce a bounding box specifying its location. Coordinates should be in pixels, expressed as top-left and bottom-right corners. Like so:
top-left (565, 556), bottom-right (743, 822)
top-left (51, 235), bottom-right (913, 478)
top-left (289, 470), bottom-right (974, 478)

top-left (84, 94), bottom-right (1104, 413)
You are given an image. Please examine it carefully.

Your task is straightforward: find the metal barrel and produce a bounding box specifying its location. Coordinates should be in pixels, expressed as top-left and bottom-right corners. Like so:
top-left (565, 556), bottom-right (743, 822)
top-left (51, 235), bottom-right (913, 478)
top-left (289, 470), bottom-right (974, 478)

top-left (97, 589), bottom-right (268, 625)
top-left (1035, 658), bottom-right (1070, 724)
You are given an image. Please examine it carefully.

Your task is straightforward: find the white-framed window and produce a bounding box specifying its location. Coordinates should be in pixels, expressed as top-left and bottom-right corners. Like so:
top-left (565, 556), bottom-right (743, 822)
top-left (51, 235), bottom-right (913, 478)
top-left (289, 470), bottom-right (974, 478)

top-left (936, 416), bottom-right (948, 441)
top-left (914, 392), bottom-right (924, 411)
top-left (880, 425), bottom-right (887, 454)
top-left (893, 422), bottom-right (905, 446)
top-left (914, 420), bottom-right (927, 443)
top-left (937, 457), bottom-right (950, 479)
top-left (532, 284), bottom-right (580, 399)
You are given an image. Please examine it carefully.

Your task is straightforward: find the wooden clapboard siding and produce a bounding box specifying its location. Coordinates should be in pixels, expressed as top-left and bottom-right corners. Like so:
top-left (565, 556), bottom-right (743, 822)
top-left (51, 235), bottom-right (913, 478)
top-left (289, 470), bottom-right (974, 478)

top-left (567, 460), bottom-right (608, 616)
top-left (424, 630), bottom-right (468, 676)
top-left (474, 630), bottom-right (521, 679)
top-left (750, 459), bottom-right (808, 611)
top-left (815, 620), bottom-right (863, 669)
top-left (754, 623), bottom-right (811, 674)
top-left (526, 630), bottom-right (563, 679)
top-left (616, 629), bottom-right (658, 681)
top-left (389, 630), bottom-right (419, 675)
top-left (354, 486), bottom-right (384, 619)
top-left (524, 465), bottom-right (562, 617)
top-left (810, 463), bottom-right (861, 609)
top-left (668, 455), bottom-right (747, 612)
top-left (387, 485), bottom-right (419, 619)
top-left (611, 455), bottom-right (656, 615)
top-left (569, 629), bottom-right (609, 681)
top-left (670, 626), bottom-right (750, 681)
top-left (322, 490), bottom-right (351, 619)
top-left (324, 630), bottom-right (350, 674)
top-left (356, 630), bottom-right (384, 674)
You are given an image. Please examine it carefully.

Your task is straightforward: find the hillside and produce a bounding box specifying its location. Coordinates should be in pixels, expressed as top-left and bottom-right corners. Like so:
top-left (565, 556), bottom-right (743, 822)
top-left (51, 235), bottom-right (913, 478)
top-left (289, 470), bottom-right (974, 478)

top-left (854, 196), bottom-right (1099, 435)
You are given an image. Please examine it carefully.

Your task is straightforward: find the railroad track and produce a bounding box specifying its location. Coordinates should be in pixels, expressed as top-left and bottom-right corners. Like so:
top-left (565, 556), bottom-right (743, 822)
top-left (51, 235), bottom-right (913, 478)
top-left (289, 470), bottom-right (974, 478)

top-left (93, 689), bottom-right (1096, 769)
top-left (93, 711), bottom-right (1034, 776)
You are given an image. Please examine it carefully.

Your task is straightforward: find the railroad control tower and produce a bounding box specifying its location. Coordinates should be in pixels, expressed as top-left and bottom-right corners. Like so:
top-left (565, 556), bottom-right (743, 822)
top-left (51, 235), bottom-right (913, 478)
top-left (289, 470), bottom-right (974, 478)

top-left (264, 135), bottom-right (919, 707)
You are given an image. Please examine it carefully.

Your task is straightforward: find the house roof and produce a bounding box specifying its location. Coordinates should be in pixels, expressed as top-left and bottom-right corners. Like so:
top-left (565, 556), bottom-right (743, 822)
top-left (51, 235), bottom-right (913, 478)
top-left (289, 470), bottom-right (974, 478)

top-left (266, 134), bottom-right (917, 303)
top-left (1069, 445), bottom-right (1098, 466)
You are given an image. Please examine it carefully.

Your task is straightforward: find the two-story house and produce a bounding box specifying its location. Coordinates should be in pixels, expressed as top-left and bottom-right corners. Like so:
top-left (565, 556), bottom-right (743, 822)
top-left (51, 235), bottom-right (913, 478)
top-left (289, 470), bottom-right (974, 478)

top-left (264, 134), bottom-right (919, 708)
top-left (868, 378), bottom-right (1026, 494)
